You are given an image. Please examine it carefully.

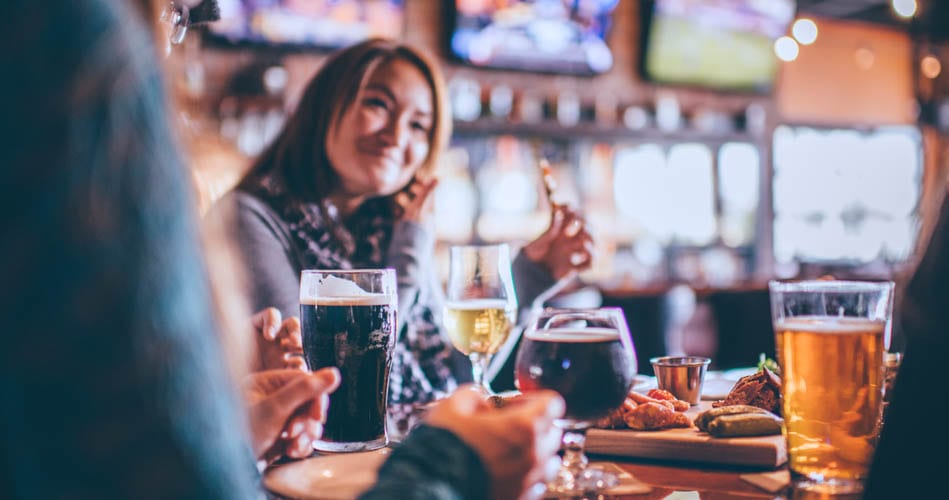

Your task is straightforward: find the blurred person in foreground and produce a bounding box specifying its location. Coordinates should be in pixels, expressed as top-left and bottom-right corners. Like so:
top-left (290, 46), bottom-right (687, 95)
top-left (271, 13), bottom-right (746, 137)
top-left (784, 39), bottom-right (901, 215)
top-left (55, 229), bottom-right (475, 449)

top-left (220, 37), bottom-right (593, 432)
top-left (864, 188), bottom-right (949, 498)
top-left (0, 0), bottom-right (563, 498)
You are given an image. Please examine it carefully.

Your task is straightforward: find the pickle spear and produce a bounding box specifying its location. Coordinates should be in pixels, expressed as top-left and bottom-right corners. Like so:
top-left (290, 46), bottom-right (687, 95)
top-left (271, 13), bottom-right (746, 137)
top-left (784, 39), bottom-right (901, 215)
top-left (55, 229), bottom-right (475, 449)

top-left (694, 405), bottom-right (771, 432)
top-left (706, 413), bottom-right (784, 437)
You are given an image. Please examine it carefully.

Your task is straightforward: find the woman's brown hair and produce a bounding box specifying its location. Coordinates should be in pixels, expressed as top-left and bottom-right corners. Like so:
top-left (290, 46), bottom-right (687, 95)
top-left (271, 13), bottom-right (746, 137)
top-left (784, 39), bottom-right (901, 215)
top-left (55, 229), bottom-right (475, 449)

top-left (237, 38), bottom-right (451, 203)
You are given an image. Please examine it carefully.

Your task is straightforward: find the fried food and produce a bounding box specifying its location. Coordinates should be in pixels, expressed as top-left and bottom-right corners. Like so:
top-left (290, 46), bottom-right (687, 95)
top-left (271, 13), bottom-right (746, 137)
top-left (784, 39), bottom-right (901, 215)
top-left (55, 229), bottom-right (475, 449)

top-left (712, 367), bottom-right (782, 415)
top-left (647, 389), bottom-right (691, 412)
top-left (628, 390), bottom-right (675, 411)
top-left (625, 402), bottom-right (692, 431)
top-left (595, 391), bottom-right (692, 431)
top-left (596, 399), bottom-right (636, 429)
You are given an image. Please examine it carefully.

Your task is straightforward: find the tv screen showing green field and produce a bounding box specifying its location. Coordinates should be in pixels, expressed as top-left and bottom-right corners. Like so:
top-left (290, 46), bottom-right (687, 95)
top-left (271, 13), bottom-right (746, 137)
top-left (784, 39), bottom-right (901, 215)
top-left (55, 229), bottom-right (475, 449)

top-left (643, 0), bottom-right (795, 92)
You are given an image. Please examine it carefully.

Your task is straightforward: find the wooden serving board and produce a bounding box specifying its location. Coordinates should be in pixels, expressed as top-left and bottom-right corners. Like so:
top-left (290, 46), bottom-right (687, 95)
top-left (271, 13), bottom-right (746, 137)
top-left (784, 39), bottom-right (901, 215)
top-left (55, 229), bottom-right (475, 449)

top-left (586, 402), bottom-right (787, 468)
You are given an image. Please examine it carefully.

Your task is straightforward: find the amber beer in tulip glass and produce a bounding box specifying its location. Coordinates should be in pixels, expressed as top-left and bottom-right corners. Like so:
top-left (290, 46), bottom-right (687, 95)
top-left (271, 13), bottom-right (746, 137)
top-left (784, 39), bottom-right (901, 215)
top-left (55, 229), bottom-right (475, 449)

top-left (769, 280), bottom-right (893, 494)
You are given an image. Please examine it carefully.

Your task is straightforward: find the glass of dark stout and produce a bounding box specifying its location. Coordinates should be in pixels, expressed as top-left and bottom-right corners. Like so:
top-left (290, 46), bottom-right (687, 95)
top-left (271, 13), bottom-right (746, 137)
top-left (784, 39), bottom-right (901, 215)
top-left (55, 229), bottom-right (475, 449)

top-left (515, 307), bottom-right (637, 495)
top-left (299, 269), bottom-right (397, 452)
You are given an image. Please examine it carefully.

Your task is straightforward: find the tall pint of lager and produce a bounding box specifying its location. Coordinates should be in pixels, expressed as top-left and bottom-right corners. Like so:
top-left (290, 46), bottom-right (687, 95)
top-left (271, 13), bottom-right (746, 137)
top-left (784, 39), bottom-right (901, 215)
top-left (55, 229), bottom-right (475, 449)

top-left (769, 280), bottom-right (893, 495)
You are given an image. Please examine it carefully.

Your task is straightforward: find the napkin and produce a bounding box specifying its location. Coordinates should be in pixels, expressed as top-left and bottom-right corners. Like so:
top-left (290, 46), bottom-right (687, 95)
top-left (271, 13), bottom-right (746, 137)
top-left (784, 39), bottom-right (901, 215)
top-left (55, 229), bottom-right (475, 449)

top-left (739, 469), bottom-right (791, 493)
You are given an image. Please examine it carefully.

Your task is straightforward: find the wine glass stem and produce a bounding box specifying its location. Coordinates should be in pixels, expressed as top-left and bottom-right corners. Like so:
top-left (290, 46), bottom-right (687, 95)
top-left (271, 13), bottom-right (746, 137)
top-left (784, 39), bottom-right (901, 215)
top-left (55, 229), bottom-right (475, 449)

top-left (561, 429), bottom-right (589, 477)
top-left (469, 352), bottom-right (490, 389)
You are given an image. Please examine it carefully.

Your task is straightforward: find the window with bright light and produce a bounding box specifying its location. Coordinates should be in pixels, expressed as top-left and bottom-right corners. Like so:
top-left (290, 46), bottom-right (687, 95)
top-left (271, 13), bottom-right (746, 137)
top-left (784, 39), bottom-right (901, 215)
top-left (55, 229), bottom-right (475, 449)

top-left (718, 143), bottom-right (760, 247)
top-left (668, 144), bottom-right (716, 244)
top-left (613, 143), bottom-right (716, 245)
top-left (772, 125), bottom-right (921, 264)
top-left (614, 144), bottom-right (669, 241)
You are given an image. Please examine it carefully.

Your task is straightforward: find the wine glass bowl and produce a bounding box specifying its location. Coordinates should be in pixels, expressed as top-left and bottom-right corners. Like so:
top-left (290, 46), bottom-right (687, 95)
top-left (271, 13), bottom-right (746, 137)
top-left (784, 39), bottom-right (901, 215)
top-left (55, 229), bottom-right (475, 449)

top-left (515, 307), bottom-right (637, 495)
top-left (443, 244), bottom-right (517, 392)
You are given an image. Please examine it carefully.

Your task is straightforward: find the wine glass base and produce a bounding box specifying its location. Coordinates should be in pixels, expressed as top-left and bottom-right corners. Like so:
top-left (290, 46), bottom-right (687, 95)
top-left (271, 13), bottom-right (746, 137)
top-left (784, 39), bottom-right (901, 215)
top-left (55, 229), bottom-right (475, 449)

top-left (468, 375), bottom-right (495, 395)
top-left (546, 465), bottom-right (619, 496)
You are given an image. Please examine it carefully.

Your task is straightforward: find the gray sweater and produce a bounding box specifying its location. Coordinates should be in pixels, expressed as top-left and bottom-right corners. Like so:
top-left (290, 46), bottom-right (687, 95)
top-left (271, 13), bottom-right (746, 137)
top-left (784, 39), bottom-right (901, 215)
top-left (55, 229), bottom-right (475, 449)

top-left (222, 190), bottom-right (557, 376)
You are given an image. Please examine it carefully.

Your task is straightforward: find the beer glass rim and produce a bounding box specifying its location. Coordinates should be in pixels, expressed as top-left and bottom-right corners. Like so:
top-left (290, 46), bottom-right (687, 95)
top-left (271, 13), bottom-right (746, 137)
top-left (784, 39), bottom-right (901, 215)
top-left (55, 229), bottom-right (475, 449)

top-left (301, 268), bottom-right (396, 277)
top-left (530, 307), bottom-right (629, 335)
top-left (533, 306), bottom-right (625, 320)
top-left (768, 279), bottom-right (894, 294)
top-left (538, 306), bottom-right (624, 314)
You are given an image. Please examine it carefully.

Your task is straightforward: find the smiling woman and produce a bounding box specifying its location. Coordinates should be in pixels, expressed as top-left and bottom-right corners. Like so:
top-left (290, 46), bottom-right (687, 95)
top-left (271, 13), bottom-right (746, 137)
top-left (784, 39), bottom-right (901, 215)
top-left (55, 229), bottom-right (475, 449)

top-left (235, 39), bottom-right (450, 212)
top-left (222, 40), bottom-right (462, 434)
top-left (217, 38), bottom-right (595, 435)
top-left (326, 58), bottom-right (436, 211)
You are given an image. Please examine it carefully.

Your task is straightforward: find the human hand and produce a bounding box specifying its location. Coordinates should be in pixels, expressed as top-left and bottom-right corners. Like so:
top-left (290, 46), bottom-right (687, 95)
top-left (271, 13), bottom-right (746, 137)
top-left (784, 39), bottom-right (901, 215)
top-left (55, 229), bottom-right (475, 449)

top-left (522, 204), bottom-right (594, 280)
top-left (244, 368), bottom-right (341, 462)
top-left (252, 307), bottom-right (305, 372)
top-left (393, 176), bottom-right (438, 222)
top-left (425, 386), bottom-right (565, 500)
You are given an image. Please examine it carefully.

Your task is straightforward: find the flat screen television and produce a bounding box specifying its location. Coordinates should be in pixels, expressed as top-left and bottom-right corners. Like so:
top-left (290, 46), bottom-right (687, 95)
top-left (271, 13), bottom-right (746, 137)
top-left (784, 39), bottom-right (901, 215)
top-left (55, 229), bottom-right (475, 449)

top-left (449, 0), bottom-right (620, 75)
top-left (640, 0), bottom-right (796, 93)
top-left (206, 0), bottom-right (404, 51)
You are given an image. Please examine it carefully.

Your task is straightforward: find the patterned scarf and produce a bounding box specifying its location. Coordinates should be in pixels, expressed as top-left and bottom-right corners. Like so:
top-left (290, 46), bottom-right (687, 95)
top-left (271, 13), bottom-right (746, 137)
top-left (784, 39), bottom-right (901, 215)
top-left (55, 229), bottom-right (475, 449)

top-left (248, 177), bottom-right (457, 435)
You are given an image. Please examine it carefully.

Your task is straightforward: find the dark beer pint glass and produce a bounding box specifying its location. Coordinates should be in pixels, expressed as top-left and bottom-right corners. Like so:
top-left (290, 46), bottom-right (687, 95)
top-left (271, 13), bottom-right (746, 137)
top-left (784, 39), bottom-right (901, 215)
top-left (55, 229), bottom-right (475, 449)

top-left (299, 269), bottom-right (397, 452)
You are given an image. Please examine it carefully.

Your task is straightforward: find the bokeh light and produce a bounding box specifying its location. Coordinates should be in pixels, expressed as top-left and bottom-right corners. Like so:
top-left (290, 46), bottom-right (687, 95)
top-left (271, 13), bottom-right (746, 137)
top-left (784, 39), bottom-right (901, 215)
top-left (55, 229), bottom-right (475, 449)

top-left (774, 36), bottom-right (799, 62)
top-left (792, 19), bottom-right (818, 45)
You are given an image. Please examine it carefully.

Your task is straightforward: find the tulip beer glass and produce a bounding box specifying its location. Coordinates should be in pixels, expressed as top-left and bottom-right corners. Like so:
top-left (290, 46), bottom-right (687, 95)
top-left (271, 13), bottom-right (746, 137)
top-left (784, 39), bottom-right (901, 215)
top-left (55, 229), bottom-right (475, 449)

top-left (515, 307), bottom-right (636, 495)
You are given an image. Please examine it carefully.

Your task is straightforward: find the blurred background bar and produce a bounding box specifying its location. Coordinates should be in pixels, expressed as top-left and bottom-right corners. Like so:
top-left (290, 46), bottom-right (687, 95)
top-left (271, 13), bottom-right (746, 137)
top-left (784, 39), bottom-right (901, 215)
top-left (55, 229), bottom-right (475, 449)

top-left (171, 0), bottom-right (949, 373)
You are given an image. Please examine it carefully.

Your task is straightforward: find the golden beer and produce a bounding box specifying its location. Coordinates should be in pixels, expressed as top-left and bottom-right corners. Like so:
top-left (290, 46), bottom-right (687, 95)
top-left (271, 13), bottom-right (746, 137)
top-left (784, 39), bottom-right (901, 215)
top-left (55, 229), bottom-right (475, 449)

top-left (775, 316), bottom-right (886, 482)
top-left (443, 299), bottom-right (515, 355)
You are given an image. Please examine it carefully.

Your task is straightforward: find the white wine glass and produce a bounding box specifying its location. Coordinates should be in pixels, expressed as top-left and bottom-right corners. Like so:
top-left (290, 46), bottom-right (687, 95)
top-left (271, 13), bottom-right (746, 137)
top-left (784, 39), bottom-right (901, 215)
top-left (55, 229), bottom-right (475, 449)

top-left (443, 243), bottom-right (517, 393)
top-left (515, 307), bottom-right (637, 495)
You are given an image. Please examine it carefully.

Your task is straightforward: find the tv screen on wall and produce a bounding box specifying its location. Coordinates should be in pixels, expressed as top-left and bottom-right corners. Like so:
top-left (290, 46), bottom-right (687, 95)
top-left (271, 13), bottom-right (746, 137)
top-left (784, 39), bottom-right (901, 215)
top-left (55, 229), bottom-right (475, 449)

top-left (206, 0), bottom-right (404, 50)
top-left (640, 0), bottom-right (797, 93)
top-left (449, 0), bottom-right (620, 75)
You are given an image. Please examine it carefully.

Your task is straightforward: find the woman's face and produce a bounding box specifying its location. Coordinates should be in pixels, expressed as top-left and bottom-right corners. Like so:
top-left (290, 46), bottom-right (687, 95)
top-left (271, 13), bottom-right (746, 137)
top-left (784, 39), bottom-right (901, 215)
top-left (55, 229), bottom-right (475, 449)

top-left (325, 58), bottom-right (434, 199)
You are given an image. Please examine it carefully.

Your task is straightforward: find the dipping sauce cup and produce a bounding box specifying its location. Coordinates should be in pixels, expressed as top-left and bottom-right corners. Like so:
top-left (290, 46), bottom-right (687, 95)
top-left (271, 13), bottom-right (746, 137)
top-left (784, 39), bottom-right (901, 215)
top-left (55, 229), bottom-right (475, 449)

top-left (649, 356), bottom-right (711, 405)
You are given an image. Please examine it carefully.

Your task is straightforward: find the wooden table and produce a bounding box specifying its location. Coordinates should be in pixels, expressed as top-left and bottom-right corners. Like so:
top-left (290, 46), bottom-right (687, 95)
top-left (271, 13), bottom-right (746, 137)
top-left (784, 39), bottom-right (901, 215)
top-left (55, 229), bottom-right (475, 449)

top-left (265, 452), bottom-right (863, 500)
top-left (602, 458), bottom-right (861, 500)
top-left (607, 458), bottom-right (782, 499)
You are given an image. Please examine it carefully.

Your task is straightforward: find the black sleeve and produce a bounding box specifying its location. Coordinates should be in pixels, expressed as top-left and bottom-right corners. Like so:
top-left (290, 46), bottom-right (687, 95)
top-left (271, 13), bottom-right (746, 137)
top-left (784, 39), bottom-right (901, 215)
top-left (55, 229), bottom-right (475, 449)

top-left (0, 1), bottom-right (258, 498)
top-left (864, 192), bottom-right (949, 498)
top-left (511, 250), bottom-right (558, 315)
top-left (358, 425), bottom-right (489, 500)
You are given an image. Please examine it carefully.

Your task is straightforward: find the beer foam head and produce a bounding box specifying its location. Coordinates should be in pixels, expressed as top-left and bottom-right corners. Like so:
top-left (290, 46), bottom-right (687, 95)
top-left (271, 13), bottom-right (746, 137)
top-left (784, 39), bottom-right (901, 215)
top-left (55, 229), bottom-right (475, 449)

top-left (300, 275), bottom-right (391, 306)
top-left (303, 295), bottom-right (392, 306)
top-left (775, 316), bottom-right (886, 334)
top-left (525, 327), bottom-right (620, 342)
